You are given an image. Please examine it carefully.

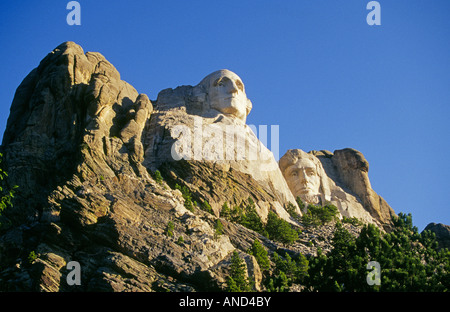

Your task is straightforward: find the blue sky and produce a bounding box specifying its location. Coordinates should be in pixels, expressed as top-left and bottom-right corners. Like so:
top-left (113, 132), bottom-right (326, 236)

top-left (1, 0), bottom-right (449, 231)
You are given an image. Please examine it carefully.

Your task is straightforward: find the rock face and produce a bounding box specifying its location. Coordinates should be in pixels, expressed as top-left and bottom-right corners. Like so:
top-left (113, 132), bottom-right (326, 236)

top-left (0, 42), bottom-right (396, 292)
top-left (0, 42), bottom-right (232, 291)
top-left (0, 42), bottom-right (301, 292)
top-left (423, 223), bottom-right (450, 250)
top-left (280, 149), bottom-right (396, 229)
top-left (142, 68), bottom-right (300, 221)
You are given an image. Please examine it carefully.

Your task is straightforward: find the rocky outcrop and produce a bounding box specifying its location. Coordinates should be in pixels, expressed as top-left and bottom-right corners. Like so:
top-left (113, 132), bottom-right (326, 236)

top-left (0, 42), bottom-right (395, 292)
top-left (329, 148), bottom-right (395, 227)
top-left (423, 223), bottom-right (450, 250)
top-left (142, 71), bottom-right (300, 221)
top-left (1, 41), bottom-right (149, 225)
top-left (280, 149), bottom-right (396, 229)
top-left (0, 42), bottom-right (236, 291)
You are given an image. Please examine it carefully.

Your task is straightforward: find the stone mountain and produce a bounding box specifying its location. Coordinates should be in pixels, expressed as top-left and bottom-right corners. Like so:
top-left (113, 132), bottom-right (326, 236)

top-left (0, 42), bottom-right (412, 292)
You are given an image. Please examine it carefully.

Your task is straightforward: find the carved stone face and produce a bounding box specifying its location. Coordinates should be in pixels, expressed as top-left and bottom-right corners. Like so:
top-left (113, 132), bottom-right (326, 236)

top-left (198, 69), bottom-right (252, 122)
top-left (279, 149), bottom-right (329, 204)
top-left (284, 157), bottom-right (321, 200)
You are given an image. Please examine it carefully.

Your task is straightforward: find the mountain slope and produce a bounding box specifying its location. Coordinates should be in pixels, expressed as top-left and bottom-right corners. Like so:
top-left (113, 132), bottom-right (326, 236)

top-left (0, 42), bottom-right (387, 291)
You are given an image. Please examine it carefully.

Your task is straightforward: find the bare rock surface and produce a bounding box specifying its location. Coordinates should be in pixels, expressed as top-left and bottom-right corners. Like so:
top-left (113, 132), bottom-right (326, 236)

top-left (280, 149), bottom-right (396, 229)
top-left (0, 42), bottom-right (392, 291)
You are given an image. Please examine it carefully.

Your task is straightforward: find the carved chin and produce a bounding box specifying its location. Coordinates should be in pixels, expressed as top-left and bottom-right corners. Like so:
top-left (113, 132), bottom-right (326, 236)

top-left (212, 99), bottom-right (246, 119)
top-left (217, 106), bottom-right (245, 120)
top-left (299, 194), bottom-right (320, 205)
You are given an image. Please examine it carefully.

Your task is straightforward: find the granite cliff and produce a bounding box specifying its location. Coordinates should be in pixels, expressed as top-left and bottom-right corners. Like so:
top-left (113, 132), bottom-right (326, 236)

top-left (0, 42), bottom-right (421, 292)
top-left (279, 149), bottom-right (396, 230)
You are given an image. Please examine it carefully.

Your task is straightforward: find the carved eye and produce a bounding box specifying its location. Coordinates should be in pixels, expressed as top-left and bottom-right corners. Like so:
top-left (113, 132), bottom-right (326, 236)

top-left (214, 78), bottom-right (224, 87)
top-left (235, 80), bottom-right (244, 92)
top-left (306, 168), bottom-right (315, 176)
top-left (291, 171), bottom-right (298, 177)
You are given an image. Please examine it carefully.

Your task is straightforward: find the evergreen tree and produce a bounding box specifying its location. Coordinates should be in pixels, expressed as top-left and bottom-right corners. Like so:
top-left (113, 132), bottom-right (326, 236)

top-left (241, 204), bottom-right (267, 237)
top-left (296, 196), bottom-right (305, 211)
top-left (265, 211), bottom-right (298, 244)
top-left (247, 239), bottom-right (270, 271)
top-left (226, 251), bottom-right (251, 292)
top-left (165, 221), bottom-right (175, 237)
top-left (221, 202), bottom-right (231, 219)
top-left (0, 153), bottom-right (18, 229)
top-left (305, 214), bottom-right (450, 292)
top-left (266, 251), bottom-right (309, 291)
top-left (301, 203), bottom-right (339, 226)
top-left (201, 200), bottom-right (213, 214)
top-left (175, 184), bottom-right (194, 212)
top-left (153, 170), bottom-right (163, 185)
top-left (286, 202), bottom-right (301, 221)
top-left (214, 219), bottom-right (224, 239)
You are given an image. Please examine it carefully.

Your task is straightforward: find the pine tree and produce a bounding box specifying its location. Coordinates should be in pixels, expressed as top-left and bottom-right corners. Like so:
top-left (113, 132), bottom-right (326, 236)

top-left (214, 219), bottom-right (224, 239)
top-left (265, 212), bottom-right (298, 244)
top-left (226, 251), bottom-right (251, 292)
top-left (165, 221), bottom-right (174, 237)
top-left (221, 202), bottom-right (231, 219)
top-left (201, 200), bottom-right (213, 214)
top-left (305, 213), bottom-right (450, 292)
top-left (153, 170), bottom-right (163, 185)
top-left (0, 153), bottom-right (18, 229)
top-left (247, 239), bottom-right (270, 271)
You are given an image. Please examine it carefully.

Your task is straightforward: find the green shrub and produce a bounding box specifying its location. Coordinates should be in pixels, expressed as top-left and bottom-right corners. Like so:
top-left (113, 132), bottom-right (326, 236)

top-left (221, 199), bottom-right (267, 236)
top-left (301, 203), bottom-right (339, 226)
top-left (28, 251), bottom-right (38, 264)
top-left (214, 219), bottom-right (224, 239)
top-left (201, 200), bottom-right (213, 214)
top-left (165, 221), bottom-right (175, 237)
top-left (0, 153), bottom-right (18, 229)
top-left (266, 211), bottom-right (298, 244)
top-left (241, 205), bottom-right (267, 237)
top-left (230, 204), bottom-right (244, 223)
top-left (342, 216), bottom-right (362, 226)
top-left (175, 184), bottom-right (194, 212)
top-left (222, 200), bottom-right (298, 244)
top-left (153, 170), bottom-right (163, 185)
top-left (286, 202), bottom-right (301, 221)
top-left (220, 202), bottom-right (231, 219)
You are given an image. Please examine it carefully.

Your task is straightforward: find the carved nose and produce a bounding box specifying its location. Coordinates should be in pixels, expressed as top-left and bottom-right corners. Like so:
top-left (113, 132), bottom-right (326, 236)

top-left (300, 170), bottom-right (308, 180)
top-left (228, 82), bottom-right (239, 94)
